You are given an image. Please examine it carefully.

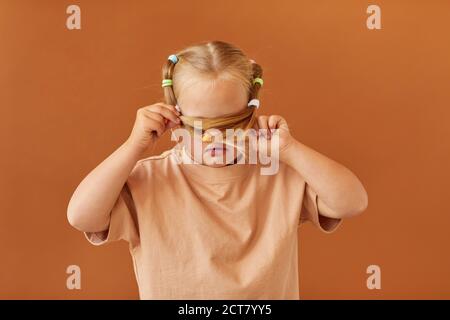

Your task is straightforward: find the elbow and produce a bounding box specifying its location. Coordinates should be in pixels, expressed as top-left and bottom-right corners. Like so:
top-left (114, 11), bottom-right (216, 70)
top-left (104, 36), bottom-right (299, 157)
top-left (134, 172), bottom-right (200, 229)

top-left (334, 187), bottom-right (368, 219)
top-left (67, 201), bottom-right (85, 231)
top-left (359, 183), bottom-right (369, 212)
top-left (329, 169), bottom-right (369, 219)
top-left (67, 200), bottom-right (110, 233)
top-left (67, 211), bottom-right (78, 230)
top-left (355, 193), bottom-right (368, 216)
top-left (345, 174), bottom-right (369, 218)
top-left (347, 187), bottom-right (369, 218)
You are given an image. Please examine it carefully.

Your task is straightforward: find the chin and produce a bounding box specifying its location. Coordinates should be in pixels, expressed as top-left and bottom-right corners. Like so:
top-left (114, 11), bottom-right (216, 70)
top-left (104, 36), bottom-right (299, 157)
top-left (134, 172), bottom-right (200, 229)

top-left (205, 162), bottom-right (229, 168)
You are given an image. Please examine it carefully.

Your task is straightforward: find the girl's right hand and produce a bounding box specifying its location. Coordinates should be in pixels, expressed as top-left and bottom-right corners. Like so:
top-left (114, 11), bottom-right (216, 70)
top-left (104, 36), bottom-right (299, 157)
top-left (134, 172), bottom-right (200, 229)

top-left (126, 103), bottom-right (181, 153)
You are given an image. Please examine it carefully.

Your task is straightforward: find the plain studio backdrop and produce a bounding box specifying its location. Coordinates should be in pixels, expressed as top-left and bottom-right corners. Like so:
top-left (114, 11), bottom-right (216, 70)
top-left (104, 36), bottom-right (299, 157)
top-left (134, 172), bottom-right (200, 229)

top-left (0, 0), bottom-right (449, 299)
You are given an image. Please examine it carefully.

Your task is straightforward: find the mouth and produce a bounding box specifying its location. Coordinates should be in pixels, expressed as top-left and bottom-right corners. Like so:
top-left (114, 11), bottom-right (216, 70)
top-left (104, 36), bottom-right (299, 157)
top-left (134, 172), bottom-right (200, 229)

top-left (205, 144), bottom-right (227, 157)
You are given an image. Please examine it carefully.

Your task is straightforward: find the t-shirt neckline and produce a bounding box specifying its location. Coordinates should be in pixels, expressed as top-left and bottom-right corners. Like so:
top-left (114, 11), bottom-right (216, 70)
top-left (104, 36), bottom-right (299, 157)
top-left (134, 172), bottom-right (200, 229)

top-left (171, 144), bottom-right (254, 183)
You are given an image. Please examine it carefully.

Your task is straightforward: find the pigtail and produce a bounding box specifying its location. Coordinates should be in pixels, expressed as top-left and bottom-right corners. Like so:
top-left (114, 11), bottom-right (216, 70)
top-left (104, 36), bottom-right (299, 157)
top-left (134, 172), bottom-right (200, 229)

top-left (160, 42), bottom-right (264, 138)
top-left (161, 55), bottom-right (179, 106)
top-left (250, 61), bottom-right (263, 100)
top-left (246, 60), bottom-right (264, 130)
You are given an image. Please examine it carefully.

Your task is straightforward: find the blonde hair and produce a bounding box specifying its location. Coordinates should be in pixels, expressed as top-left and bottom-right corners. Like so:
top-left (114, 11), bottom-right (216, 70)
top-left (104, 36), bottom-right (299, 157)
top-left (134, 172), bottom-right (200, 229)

top-left (161, 40), bottom-right (263, 140)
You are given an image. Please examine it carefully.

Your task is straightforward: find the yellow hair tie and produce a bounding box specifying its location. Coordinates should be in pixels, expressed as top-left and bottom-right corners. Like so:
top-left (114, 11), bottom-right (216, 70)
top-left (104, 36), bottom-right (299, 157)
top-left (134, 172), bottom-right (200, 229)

top-left (253, 77), bottom-right (263, 86)
top-left (162, 79), bottom-right (173, 87)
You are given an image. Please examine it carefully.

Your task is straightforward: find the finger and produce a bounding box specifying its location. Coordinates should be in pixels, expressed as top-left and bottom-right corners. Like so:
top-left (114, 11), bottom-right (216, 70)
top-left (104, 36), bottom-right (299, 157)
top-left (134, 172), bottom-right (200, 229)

top-left (277, 117), bottom-right (289, 131)
top-left (152, 106), bottom-right (180, 124)
top-left (158, 103), bottom-right (181, 116)
top-left (268, 115), bottom-right (286, 139)
top-left (143, 112), bottom-right (165, 136)
top-left (145, 109), bottom-right (164, 123)
top-left (257, 115), bottom-right (270, 139)
top-left (145, 117), bottom-right (165, 137)
top-left (153, 103), bottom-right (181, 116)
top-left (166, 120), bottom-right (180, 130)
top-left (147, 109), bottom-right (181, 133)
top-left (142, 103), bottom-right (181, 117)
top-left (257, 115), bottom-right (269, 134)
top-left (268, 115), bottom-right (283, 130)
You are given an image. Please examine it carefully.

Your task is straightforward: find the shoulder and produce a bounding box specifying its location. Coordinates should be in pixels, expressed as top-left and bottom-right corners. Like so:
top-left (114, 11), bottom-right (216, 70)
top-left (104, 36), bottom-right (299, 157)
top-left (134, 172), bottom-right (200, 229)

top-left (129, 148), bottom-right (177, 181)
top-left (267, 161), bottom-right (305, 182)
top-left (252, 161), bottom-right (306, 192)
top-left (136, 148), bottom-right (174, 166)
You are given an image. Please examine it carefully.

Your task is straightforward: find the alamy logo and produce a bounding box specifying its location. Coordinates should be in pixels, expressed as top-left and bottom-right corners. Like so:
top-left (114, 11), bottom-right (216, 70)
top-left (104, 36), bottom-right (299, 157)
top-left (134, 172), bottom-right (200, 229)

top-left (367, 5), bottom-right (381, 30)
top-left (171, 123), bottom-right (281, 176)
top-left (366, 264), bottom-right (381, 290)
top-left (65, 5), bottom-right (383, 31)
top-left (66, 265), bottom-right (81, 290)
top-left (66, 5), bottom-right (81, 30)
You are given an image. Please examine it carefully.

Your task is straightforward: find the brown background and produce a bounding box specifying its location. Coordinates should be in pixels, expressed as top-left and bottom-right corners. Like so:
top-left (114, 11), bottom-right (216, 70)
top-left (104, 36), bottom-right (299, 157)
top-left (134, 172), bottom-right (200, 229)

top-left (1, 0), bottom-right (449, 299)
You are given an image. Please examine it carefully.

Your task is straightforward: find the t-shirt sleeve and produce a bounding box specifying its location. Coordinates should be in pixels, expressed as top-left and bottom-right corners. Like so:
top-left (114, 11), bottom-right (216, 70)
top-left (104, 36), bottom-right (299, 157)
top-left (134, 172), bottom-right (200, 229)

top-left (299, 182), bottom-right (343, 233)
top-left (84, 181), bottom-right (140, 248)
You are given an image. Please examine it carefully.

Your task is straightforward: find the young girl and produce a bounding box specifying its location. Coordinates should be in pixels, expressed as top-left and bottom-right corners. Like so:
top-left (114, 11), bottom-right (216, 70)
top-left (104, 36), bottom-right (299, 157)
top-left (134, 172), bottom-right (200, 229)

top-left (67, 40), bottom-right (368, 299)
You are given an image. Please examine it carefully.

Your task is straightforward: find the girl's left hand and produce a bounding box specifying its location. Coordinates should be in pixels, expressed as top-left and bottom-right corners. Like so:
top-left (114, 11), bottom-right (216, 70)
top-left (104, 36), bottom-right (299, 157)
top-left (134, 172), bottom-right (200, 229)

top-left (254, 115), bottom-right (295, 158)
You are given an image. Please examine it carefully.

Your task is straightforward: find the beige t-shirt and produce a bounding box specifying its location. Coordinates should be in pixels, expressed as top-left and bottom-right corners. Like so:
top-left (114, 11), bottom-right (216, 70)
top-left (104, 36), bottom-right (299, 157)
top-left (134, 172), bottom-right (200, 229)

top-left (84, 144), bottom-right (343, 299)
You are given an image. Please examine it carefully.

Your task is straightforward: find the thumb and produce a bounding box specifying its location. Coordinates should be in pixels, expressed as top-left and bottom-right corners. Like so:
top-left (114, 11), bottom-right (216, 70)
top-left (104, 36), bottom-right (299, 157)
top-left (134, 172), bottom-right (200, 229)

top-left (277, 117), bottom-right (289, 131)
top-left (166, 119), bottom-right (180, 130)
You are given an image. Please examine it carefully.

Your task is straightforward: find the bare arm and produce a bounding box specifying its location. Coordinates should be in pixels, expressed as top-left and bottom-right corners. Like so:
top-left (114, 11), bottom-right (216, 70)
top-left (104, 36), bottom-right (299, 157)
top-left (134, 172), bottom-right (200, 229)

top-left (257, 114), bottom-right (368, 220)
top-left (67, 103), bottom-right (180, 233)
top-left (282, 139), bottom-right (368, 219)
top-left (67, 140), bottom-right (143, 232)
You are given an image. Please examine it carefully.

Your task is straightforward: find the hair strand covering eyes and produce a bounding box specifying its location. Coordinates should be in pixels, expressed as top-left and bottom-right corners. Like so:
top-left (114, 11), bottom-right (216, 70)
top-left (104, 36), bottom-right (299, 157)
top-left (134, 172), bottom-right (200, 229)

top-left (175, 105), bottom-right (258, 143)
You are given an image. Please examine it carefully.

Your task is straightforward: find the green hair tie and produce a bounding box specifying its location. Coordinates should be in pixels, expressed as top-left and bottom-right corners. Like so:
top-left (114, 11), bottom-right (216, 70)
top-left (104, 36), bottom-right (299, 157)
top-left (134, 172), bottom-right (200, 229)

top-left (161, 79), bottom-right (173, 87)
top-left (253, 77), bottom-right (264, 86)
